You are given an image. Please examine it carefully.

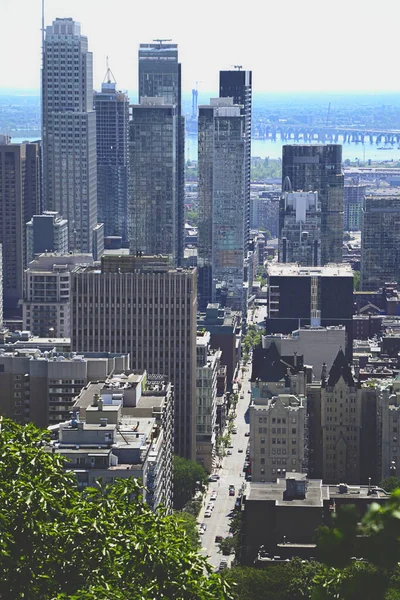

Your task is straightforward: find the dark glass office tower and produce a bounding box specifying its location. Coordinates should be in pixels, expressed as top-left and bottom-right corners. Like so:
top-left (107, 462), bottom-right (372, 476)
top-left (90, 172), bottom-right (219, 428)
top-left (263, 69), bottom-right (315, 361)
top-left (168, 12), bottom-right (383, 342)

top-left (138, 42), bottom-right (184, 265)
top-left (129, 98), bottom-right (177, 262)
top-left (281, 145), bottom-right (344, 265)
top-left (219, 70), bottom-right (252, 253)
top-left (94, 74), bottom-right (129, 243)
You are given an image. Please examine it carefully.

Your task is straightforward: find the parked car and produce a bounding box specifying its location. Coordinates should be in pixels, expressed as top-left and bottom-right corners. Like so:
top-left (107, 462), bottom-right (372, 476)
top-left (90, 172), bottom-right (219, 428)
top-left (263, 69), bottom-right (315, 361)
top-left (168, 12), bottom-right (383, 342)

top-left (238, 448), bottom-right (243, 453)
top-left (245, 431), bottom-right (250, 437)
top-left (204, 509), bottom-right (212, 518)
top-left (229, 485), bottom-right (235, 497)
top-left (208, 474), bottom-right (218, 482)
top-left (210, 491), bottom-right (217, 501)
top-left (206, 503), bottom-right (214, 512)
top-left (199, 523), bottom-right (207, 532)
top-left (227, 449), bottom-right (232, 455)
top-left (215, 535), bottom-right (223, 543)
top-left (218, 560), bottom-right (228, 571)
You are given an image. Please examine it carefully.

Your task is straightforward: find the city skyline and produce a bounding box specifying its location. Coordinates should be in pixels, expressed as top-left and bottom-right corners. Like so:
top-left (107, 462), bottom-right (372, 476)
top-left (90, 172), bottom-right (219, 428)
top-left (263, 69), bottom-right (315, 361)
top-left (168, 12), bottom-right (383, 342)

top-left (2, 0), bottom-right (400, 95)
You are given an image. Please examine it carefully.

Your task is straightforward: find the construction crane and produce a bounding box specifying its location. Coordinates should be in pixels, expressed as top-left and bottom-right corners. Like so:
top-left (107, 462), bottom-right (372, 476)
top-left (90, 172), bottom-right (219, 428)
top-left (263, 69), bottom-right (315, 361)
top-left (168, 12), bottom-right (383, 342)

top-left (103, 56), bottom-right (117, 85)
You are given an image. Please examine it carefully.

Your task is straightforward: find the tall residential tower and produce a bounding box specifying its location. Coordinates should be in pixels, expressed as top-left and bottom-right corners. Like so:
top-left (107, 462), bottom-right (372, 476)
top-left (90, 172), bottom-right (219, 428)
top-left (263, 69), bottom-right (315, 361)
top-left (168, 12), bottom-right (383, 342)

top-left (136, 41), bottom-right (184, 264)
top-left (42, 18), bottom-right (98, 254)
top-left (219, 69), bottom-right (252, 253)
top-left (0, 138), bottom-right (40, 314)
top-left (281, 145), bottom-right (344, 265)
top-left (198, 98), bottom-right (246, 311)
top-left (95, 70), bottom-right (129, 243)
top-left (129, 98), bottom-right (177, 261)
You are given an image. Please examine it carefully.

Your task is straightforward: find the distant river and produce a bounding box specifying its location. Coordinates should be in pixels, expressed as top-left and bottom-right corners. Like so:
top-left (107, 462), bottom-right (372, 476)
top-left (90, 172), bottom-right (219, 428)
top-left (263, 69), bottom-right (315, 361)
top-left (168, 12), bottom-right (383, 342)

top-left (186, 133), bottom-right (400, 163)
top-left (13, 133), bottom-right (400, 164)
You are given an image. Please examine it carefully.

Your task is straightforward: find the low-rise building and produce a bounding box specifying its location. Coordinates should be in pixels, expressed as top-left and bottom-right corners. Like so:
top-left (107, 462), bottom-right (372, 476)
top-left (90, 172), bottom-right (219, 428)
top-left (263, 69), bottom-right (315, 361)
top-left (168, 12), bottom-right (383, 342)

top-left (197, 303), bottom-right (242, 390)
top-left (196, 331), bottom-right (221, 472)
top-left (249, 392), bottom-right (308, 483)
top-left (242, 474), bottom-right (390, 566)
top-left (0, 348), bottom-right (129, 428)
top-left (57, 371), bottom-right (174, 512)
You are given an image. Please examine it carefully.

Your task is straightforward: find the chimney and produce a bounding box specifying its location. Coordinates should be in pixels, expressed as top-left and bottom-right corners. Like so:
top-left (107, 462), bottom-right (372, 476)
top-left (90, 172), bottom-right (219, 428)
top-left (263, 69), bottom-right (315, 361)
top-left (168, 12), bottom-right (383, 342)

top-left (98, 397), bottom-right (104, 411)
top-left (92, 393), bottom-right (99, 407)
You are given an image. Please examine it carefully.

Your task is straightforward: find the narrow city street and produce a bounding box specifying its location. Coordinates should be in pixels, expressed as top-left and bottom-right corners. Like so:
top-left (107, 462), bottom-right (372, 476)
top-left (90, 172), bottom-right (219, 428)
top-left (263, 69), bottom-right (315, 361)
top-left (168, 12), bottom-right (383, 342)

top-left (198, 304), bottom-right (266, 570)
top-left (199, 361), bottom-right (252, 569)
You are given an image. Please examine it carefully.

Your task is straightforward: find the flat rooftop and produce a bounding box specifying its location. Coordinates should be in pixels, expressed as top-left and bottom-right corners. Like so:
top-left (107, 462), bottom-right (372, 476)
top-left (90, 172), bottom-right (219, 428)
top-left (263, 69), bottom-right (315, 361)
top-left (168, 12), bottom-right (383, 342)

top-left (267, 263), bottom-right (353, 278)
top-left (247, 476), bottom-right (328, 507)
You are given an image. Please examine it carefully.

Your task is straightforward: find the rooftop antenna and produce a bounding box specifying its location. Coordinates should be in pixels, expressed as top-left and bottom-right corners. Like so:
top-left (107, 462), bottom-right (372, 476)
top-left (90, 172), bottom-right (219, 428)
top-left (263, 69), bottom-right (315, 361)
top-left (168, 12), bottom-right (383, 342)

top-left (153, 38), bottom-right (172, 46)
top-left (233, 65), bottom-right (243, 70)
top-left (103, 56), bottom-right (117, 85)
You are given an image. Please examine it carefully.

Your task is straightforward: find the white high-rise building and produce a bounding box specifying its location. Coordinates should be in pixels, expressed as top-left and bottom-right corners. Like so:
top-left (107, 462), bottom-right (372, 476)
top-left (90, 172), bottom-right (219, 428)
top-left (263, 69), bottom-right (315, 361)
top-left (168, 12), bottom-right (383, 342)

top-left (42, 18), bottom-right (98, 254)
top-left (22, 253), bottom-right (93, 338)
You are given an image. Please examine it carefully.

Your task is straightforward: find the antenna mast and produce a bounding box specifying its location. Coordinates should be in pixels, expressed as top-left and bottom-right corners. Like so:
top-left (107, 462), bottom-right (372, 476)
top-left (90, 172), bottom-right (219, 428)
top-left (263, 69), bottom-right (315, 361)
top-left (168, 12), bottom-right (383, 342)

top-left (153, 38), bottom-right (172, 46)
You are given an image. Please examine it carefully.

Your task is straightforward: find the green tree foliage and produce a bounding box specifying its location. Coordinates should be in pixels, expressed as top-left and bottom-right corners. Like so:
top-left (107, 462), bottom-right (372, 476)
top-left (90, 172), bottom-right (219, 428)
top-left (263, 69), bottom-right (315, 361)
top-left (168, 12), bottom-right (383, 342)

top-left (379, 476), bottom-right (400, 493)
top-left (225, 564), bottom-right (295, 600)
top-left (182, 497), bottom-right (202, 517)
top-left (242, 325), bottom-right (262, 359)
top-left (353, 270), bottom-right (360, 291)
top-left (173, 454), bottom-right (208, 509)
top-left (218, 536), bottom-right (237, 557)
top-left (0, 418), bottom-right (230, 600)
top-left (175, 511), bottom-right (201, 550)
top-left (312, 491), bottom-right (400, 598)
top-left (251, 158), bottom-right (282, 182)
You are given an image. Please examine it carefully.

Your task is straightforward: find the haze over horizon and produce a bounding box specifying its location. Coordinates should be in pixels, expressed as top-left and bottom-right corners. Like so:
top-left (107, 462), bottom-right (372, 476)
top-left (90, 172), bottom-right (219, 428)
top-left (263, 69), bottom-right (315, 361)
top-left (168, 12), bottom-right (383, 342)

top-left (2, 0), bottom-right (400, 96)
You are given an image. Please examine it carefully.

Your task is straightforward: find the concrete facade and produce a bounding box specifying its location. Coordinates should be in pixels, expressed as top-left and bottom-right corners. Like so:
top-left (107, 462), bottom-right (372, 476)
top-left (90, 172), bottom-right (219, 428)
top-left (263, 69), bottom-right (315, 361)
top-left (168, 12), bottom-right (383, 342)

top-left (42, 18), bottom-right (98, 255)
top-left (22, 253), bottom-right (93, 337)
top-left (71, 255), bottom-right (197, 460)
top-left (0, 348), bottom-right (129, 428)
top-left (196, 331), bottom-right (221, 472)
top-left (26, 212), bottom-right (69, 263)
top-left (249, 394), bottom-right (308, 482)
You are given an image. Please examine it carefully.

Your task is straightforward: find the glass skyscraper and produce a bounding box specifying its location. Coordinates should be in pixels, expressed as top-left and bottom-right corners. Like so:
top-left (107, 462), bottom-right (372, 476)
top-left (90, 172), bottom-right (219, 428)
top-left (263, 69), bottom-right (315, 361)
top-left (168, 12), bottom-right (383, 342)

top-left (198, 98), bottom-right (246, 311)
top-left (129, 98), bottom-right (177, 261)
top-left (361, 193), bottom-right (400, 291)
top-left (281, 144), bottom-right (344, 265)
top-left (95, 75), bottom-right (129, 243)
top-left (219, 70), bottom-right (252, 254)
top-left (136, 42), bottom-right (184, 265)
top-left (42, 18), bottom-right (98, 254)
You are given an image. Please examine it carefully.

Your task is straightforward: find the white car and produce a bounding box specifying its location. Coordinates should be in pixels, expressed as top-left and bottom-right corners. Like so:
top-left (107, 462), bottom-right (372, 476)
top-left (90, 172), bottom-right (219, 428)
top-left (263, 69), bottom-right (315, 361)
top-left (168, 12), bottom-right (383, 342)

top-left (206, 503), bottom-right (214, 512)
top-left (210, 491), bottom-right (217, 501)
top-left (204, 510), bottom-right (212, 518)
top-left (227, 449), bottom-right (232, 455)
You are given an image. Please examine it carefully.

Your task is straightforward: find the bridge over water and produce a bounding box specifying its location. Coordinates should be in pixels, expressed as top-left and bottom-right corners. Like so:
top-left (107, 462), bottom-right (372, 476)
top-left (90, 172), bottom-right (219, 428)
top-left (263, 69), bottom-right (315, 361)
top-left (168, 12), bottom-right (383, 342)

top-left (255, 124), bottom-right (400, 145)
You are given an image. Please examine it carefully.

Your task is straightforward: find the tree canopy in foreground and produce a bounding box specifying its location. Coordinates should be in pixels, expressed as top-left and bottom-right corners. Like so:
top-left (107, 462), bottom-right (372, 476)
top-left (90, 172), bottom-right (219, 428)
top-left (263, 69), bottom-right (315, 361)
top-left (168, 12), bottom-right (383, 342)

top-left (0, 418), bottom-right (230, 600)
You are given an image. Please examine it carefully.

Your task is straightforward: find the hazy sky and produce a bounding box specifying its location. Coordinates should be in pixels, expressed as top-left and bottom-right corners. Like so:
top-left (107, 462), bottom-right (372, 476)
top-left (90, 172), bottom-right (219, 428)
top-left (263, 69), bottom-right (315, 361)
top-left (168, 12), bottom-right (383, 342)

top-left (2, 0), bottom-right (400, 96)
